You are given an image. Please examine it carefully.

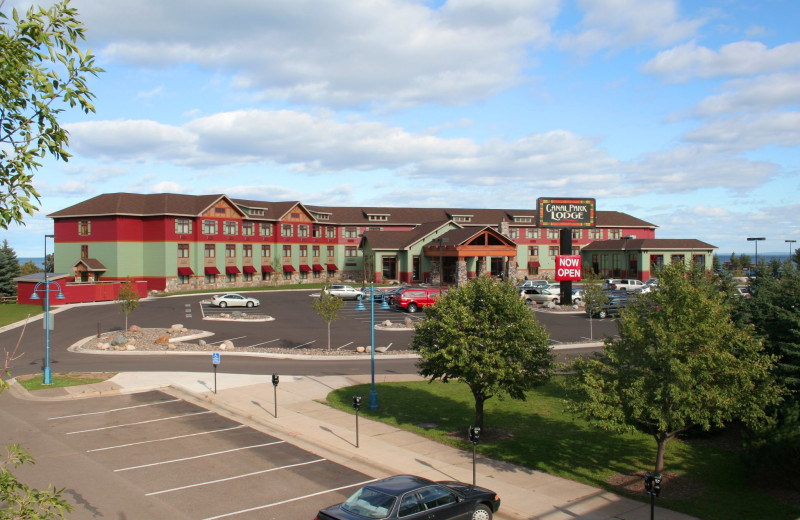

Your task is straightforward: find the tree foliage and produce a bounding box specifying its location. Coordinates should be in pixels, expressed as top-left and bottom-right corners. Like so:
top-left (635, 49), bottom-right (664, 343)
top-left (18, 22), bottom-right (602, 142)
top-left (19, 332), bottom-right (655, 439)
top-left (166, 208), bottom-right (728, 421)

top-left (0, 0), bottom-right (103, 228)
top-left (580, 272), bottom-right (608, 340)
top-left (116, 277), bottom-right (140, 330)
top-left (566, 263), bottom-right (782, 474)
top-left (0, 240), bottom-right (20, 297)
top-left (18, 260), bottom-right (42, 275)
top-left (410, 275), bottom-right (553, 429)
top-left (311, 287), bottom-right (345, 350)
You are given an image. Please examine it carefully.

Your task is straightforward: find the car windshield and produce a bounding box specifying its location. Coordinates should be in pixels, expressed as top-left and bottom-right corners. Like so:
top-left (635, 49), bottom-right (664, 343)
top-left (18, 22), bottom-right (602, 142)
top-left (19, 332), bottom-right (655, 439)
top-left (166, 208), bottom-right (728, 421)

top-left (341, 487), bottom-right (396, 519)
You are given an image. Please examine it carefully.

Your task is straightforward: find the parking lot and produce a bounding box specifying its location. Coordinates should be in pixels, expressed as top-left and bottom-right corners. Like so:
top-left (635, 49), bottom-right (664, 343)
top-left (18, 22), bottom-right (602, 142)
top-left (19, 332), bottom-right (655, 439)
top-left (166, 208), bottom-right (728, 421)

top-left (7, 391), bottom-right (374, 519)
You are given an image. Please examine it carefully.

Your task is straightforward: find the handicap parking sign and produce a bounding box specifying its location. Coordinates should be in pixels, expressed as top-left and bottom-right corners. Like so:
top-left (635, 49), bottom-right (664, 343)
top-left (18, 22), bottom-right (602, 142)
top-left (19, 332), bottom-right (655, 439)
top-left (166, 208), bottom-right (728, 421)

top-left (212, 352), bottom-right (220, 365)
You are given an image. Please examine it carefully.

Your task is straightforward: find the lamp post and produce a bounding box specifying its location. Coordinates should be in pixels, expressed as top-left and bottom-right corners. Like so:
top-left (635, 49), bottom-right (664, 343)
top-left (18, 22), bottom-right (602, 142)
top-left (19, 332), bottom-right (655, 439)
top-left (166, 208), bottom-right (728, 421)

top-left (746, 237), bottom-right (766, 271)
top-left (356, 284), bottom-right (378, 410)
top-left (786, 239), bottom-right (796, 260)
top-left (29, 233), bottom-right (64, 385)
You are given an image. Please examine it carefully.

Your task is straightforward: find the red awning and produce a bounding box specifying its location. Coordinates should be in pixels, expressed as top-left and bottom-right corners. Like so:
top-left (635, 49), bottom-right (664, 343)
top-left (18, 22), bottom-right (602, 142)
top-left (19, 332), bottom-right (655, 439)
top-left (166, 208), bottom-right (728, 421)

top-left (283, 265), bottom-right (296, 272)
top-left (299, 265), bottom-right (311, 272)
top-left (242, 265), bottom-right (257, 274)
top-left (261, 265), bottom-right (275, 273)
top-left (312, 264), bottom-right (324, 271)
top-left (177, 267), bottom-right (193, 276)
top-left (205, 266), bottom-right (220, 275)
top-left (326, 263), bottom-right (338, 271)
top-left (528, 261), bottom-right (540, 268)
top-left (226, 266), bottom-right (240, 274)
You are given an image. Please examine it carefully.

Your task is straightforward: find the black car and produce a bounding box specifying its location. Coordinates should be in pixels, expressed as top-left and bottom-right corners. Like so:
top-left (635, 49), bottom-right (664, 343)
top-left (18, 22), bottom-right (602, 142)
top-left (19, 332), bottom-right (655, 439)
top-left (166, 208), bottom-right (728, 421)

top-left (587, 294), bottom-right (632, 319)
top-left (315, 475), bottom-right (500, 520)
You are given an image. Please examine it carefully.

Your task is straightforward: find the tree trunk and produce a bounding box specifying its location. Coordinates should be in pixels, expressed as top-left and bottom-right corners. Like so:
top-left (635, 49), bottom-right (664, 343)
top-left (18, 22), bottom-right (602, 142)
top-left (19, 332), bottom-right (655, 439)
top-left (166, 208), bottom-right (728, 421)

top-left (473, 392), bottom-right (485, 429)
top-left (327, 323), bottom-right (331, 350)
top-left (654, 432), bottom-right (669, 474)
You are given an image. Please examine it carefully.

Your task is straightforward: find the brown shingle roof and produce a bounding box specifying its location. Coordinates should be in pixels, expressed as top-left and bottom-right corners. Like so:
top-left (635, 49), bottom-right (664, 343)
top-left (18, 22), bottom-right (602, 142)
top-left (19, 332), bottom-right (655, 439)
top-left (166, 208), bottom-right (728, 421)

top-left (582, 239), bottom-right (716, 251)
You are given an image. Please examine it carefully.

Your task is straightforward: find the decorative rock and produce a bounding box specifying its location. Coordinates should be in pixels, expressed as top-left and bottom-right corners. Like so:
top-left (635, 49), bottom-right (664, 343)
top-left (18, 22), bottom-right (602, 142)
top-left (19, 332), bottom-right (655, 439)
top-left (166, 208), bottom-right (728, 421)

top-left (181, 327), bottom-right (188, 332)
top-left (155, 335), bottom-right (170, 344)
top-left (170, 323), bottom-right (184, 331)
top-left (198, 339), bottom-right (207, 346)
top-left (232, 311), bottom-right (242, 318)
top-left (126, 344), bottom-right (136, 351)
top-left (382, 320), bottom-right (392, 327)
top-left (127, 338), bottom-right (136, 345)
top-left (221, 340), bottom-right (234, 350)
top-left (219, 343), bottom-right (227, 351)
top-left (97, 343), bottom-right (109, 350)
top-left (167, 344), bottom-right (177, 350)
top-left (404, 318), bottom-right (414, 327)
top-left (129, 325), bottom-right (141, 332)
top-left (111, 333), bottom-right (128, 346)
top-left (356, 346), bottom-right (365, 353)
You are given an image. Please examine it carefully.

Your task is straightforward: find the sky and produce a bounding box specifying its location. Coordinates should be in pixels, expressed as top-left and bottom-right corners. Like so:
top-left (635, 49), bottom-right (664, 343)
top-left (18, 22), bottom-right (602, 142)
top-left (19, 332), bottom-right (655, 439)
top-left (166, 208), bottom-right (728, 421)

top-left (3, 0), bottom-right (799, 258)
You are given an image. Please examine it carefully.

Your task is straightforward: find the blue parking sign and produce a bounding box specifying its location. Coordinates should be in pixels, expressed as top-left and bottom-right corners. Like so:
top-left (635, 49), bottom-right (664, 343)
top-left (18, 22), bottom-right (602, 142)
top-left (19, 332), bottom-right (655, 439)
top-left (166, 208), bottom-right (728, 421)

top-left (212, 352), bottom-right (220, 365)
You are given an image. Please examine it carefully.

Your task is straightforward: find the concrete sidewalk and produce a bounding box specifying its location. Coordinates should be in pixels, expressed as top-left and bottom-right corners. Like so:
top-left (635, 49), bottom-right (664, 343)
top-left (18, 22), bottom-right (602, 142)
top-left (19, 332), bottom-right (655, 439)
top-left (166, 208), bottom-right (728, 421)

top-left (11, 371), bottom-right (697, 520)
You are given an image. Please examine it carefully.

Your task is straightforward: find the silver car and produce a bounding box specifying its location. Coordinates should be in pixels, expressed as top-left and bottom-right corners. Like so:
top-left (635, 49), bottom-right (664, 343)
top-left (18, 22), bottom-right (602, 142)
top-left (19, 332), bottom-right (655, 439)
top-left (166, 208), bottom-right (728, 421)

top-left (210, 293), bottom-right (260, 308)
top-left (322, 284), bottom-right (363, 300)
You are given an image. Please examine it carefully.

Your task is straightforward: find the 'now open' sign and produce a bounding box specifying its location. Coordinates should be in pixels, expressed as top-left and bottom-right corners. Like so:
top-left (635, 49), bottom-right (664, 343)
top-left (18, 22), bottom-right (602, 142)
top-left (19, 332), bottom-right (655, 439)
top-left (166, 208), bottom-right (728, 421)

top-left (555, 255), bottom-right (582, 281)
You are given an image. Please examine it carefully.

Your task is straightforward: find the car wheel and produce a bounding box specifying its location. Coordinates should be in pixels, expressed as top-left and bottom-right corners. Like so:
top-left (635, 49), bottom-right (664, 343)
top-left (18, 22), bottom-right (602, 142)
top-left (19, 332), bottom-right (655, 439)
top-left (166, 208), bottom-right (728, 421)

top-left (598, 310), bottom-right (607, 319)
top-left (407, 303), bottom-right (418, 313)
top-left (552, 298), bottom-right (559, 305)
top-left (246, 301), bottom-right (254, 308)
top-left (472, 504), bottom-right (493, 520)
top-left (573, 297), bottom-right (581, 303)
top-left (219, 301), bottom-right (227, 308)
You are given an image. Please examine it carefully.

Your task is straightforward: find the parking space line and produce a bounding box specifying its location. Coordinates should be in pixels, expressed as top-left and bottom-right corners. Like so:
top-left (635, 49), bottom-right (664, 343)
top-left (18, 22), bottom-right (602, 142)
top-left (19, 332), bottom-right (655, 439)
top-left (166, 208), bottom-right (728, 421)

top-left (243, 338), bottom-right (280, 348)
top-left (115, 441), bottom-right (286, 472)
top-left (202, 478), bottom-right (378, 520)
top-left (88, 425), bottom-right (246, 452)
top-left (291, 340), bottom-right (316, 349)
top-left (145, 458), bottom-right (326, 496)
top-left (66, 411), bottom-right (213, 435)
top-left (207, 336), bottom-right (247, 345)
top-left (49, 399), bottom-right (182, 420)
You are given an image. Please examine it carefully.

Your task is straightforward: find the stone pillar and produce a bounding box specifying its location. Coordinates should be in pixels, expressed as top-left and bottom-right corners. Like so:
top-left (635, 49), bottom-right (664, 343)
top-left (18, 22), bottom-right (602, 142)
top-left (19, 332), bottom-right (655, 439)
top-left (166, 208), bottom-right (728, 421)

top-left (431, 259), bottom-right (441, 285)
top-left (509, 257), bottom-right (517, 281)
top-left (477, 257), bottom-right (487, 276)
top-left (456, 258), bottom-right (467, 286)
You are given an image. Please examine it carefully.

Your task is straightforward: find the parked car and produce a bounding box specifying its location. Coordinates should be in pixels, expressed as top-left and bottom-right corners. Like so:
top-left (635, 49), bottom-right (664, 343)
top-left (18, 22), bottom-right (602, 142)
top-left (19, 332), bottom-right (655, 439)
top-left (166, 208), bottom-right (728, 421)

top-left (521, 287), bottom-right (561, 305)
top-left (315, 474), bottom-right (501, 520)
top-left (360, 287), bottom-right (385, 301)
top-left (734, 285), bottom-right (751, 298)
top-left (603, 278), bottom-right (645, 292)
top-left (587, 294), bottom-right (632, 318)
top-left (209, 293), bottom-right (260, 308)
top-left (322, 284), bottom-right (363, 300)
top-left (636, 278), bottom-right (659, 293)
top-left (393, 287), bottom-right (442, 313)
top-left (518, 279), bottom-right (549, 289)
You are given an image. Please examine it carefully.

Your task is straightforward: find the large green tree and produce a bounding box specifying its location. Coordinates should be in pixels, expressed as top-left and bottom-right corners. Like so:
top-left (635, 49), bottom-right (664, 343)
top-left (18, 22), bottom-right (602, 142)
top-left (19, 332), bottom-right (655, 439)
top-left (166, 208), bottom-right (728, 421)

top-left (410, 275), bottom-right (553, 429)
top-left (567, 263), bottom-right (782, 474)
top-left (0, 0), bottom-right (102, 228)
top-left (0, 240), bottom-right (20, 297)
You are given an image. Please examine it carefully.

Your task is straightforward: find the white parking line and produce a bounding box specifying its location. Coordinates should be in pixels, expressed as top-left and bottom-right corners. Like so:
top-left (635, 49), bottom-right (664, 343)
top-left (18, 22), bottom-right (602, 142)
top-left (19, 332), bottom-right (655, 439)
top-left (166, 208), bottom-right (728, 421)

top-left (49, 399), bottom-right (181, 420)
top-left (145, 458), bottom-right (326, 496)
top-left (201, 478), bottom-right (378, 520)
top-left (207, 336), bottom-right (247, 345)
top-left (243, 338), bottom-right (280, 348)
top-left (291, 340), bottom-right (316, 349)
top-left (66, 411), bottom-right (213, 435)
top-left (115, 441), bottom-right (286, 472)
top-left (88, 425), bottom-right (246, 452)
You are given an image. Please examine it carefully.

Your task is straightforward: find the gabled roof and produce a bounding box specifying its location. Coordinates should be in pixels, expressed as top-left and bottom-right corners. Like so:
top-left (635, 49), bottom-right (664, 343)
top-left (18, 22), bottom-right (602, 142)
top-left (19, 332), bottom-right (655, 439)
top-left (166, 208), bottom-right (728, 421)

top-left (360, 221), bottom-right (457, 250)
top-left (581, 239), bottom-right (716, 251)
top-left (74, 258), bottom-right (107, 271)
top-left (430, 226), bottom-right (517, 248)
top-left (48, 193), bottom-right (226, 218)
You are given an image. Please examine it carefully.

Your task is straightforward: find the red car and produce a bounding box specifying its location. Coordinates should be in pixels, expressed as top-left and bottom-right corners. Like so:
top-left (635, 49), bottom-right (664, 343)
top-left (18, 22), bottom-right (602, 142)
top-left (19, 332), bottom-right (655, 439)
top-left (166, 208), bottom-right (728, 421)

top-left (392, 287), bottom-right (442, 313)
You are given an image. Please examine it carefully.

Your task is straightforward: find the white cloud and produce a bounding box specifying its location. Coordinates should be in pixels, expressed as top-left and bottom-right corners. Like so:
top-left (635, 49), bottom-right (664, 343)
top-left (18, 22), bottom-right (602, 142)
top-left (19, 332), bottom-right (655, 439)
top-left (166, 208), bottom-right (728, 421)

top-left (643, 40), bottom-right (800, 82)
top-left (693, 71), bottom-right (800, 116)
top-left (683, 112), bottom-right (800, 152)
top-left (559, 0), bottom-right (703, 55)
top-left (151, 181), bottom-right (183, 193)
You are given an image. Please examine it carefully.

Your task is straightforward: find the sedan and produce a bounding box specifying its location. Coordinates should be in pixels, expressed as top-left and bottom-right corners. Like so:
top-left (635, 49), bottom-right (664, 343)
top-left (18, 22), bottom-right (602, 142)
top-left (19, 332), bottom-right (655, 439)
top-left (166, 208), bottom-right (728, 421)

top-left (209, 293), bottom-right (260, 308)
top-left (322, 284), bottom-right (363, 300)
top-left (315, 475), bottom-right (500, 520)
top-left (360, 288), bottom-right (385, 301)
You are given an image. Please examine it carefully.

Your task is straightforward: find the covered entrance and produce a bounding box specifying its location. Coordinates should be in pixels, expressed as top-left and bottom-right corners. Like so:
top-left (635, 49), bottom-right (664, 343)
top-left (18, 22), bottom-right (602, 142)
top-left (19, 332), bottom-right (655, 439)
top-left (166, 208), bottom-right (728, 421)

top-left (423, 227), bottom-right (517, 287)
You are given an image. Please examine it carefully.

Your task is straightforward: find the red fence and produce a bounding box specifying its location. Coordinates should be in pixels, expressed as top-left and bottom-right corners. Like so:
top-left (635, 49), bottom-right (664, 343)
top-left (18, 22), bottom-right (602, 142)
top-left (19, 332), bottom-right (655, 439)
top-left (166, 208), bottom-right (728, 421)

top-left (16, 280), bottom-right (148, 306)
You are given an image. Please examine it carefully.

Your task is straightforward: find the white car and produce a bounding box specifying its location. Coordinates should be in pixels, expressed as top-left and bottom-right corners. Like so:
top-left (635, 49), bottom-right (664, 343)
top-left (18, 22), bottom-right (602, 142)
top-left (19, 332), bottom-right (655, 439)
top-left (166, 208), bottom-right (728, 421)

top-left (518, 279), bottom-right (549, 289)
top-left (210, 293), bottom-right (260, 308)
top-left (322, 284), bottom-right (363, 300)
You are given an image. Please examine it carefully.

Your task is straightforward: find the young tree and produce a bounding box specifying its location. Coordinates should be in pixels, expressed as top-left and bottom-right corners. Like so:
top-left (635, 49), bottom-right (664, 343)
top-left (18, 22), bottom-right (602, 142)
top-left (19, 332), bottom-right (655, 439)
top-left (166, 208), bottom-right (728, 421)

top-left (580, 273), bottom-right (608, 340)
top-left (567, 263), bottom-right (782, 475)
top-left (116, 278), bottom-right (140, 330)
top-left (410, 275), bottom-right (554, 429)
top-left (0, 0), bottom-right (103, 229)
top-left (311, 287), bottom-right (345, 350)
top-left (0, 240), bottom-right (20, 297)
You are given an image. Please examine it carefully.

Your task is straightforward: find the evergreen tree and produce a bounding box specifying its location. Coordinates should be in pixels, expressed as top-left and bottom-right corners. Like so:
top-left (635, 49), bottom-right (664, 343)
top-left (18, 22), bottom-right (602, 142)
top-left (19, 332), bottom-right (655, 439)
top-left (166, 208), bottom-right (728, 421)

top-left (0, 240), bottom-right (20, 297)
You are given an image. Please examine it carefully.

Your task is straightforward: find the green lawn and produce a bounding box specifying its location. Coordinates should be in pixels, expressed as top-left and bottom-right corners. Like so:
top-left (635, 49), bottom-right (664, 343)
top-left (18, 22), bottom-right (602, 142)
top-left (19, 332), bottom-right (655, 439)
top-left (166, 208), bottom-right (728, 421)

top-left (327, 379), bottom-right (800, 520)
top-left (0, 304), bottom-right (45, 328)
top-left (16, 372), bottom-right (115, 391)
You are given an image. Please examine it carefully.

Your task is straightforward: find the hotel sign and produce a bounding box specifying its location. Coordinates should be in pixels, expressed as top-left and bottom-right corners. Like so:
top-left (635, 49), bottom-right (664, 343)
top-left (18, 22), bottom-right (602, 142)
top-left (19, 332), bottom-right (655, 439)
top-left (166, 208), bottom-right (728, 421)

top-left (537, 198), bottom-right (596, 228)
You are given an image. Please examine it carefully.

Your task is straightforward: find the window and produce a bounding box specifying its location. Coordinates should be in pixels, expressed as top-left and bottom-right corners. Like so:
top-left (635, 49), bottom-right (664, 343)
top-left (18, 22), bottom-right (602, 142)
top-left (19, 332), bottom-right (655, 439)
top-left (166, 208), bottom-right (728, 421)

top-left (262, 271), bottom-right (271, 281)
top-left (78, 220), bottom-right (91, 236)
top-left (178, 244), bottom-right (189, 258)
top-left (572, 247), bottom-right (581, 255)
top-left (528, 246), bottom-right (539, 256)
top-left (589, 228), bottom-right (603, 239)
top-left (693, 254), bottom-right (706, 268)
top-left (514, 216), bottom-right (533, 223)
top-left (344, 227), bottom-right (358, 238)
top-left (226, 272), bottom-right (236, 283)
top-left (215, 208), bottom-right (225, 214)
top-left (313, 225), bottom-right (323, 238)
top-left (243, 272), bottom-right (253, 282)
top-left (510, 228), bottom-right (519, 239)
top-left (327, 246), bottom-right (335, 257)
top-left (299, 245), bottom-right (308, 257)
top-left (283, 245), bottom-right (292, 257)
top-left (259, 223), bottom-right (272, 236)
top-left (418, 486), bottom-right (457, 510)
top-left (315, 212), bottom-right (331, 221)
top-left (368, 214), bottom-right (389, 221)
top-left (609, 229), bottom-right (621, 240)
top-left (80, 245), bottom-right (88, 259)
top-left (204, 244), bottom-right (216, 258)
top-left (299, 269), bottom-right (308, 280)
top-left (572, 229), bottom-right (583, 240)
top-left (243, 244), bottom-right (252, 257)
top-left (225, 244), bottom-right (236, 258)
top-left (326, 226), bottom-right (336, 238)
top-left (178, 274), bottom-right (190, 285)
top-left (247, 208), bottom-right (264, 216)
top-left (224, 221), bottom-right (238, 235)
top-left (453, 215), bottom-right (472, 223)
top-left (202, 220), bottom-right (218, 235)
top-left (242, 222), bottom-right (254, 236)
top-left (205, 274), bottom-right (216, 283)
top-left (312, 245), bottom-right (320, 257)
top-left (261, 245), bottom-right (271, 258)
top-left (175, 218), bottom-right (192, 234)
top-left (283, 270), bottom-right (292, 280)
top-left (298, 225), bottom-right (309, 237)
top-left (345, 246), bottom-right (358, 257)
top-left (671, 254), bottom-right (685, 264)
top-left (651, 254), bottom-right (664, 270)
top-left (526, 228), bottom-right (540, 239)
top-left (547, 229), bottom-right (559, 239)
top-left (549, 246), bottom-right (559, 256)
top-left (281, 224), bottom-right (293, 237)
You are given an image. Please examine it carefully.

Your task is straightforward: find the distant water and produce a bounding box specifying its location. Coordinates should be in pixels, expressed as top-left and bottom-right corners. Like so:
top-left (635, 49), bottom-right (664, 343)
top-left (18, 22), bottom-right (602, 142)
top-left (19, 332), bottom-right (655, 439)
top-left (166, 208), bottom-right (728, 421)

top-left (717, 252), bottom-right (793, 263)
top-left (17, 257), bottom-right (46, 268)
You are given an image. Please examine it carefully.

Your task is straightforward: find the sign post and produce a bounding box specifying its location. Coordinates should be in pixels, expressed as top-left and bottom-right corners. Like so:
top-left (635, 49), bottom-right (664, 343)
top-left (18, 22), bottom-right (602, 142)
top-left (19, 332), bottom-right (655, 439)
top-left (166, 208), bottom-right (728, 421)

top-left (212, 352), bottom-right (220, 394)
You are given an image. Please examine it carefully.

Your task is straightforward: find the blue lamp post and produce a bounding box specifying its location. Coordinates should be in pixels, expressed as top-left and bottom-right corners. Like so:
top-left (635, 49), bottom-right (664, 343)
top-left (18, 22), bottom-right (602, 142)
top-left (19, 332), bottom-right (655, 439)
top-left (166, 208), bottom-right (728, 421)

top-left (356, 283), bottom-right (378, 410)
top-left (28, 234), bottom-right (64, 385)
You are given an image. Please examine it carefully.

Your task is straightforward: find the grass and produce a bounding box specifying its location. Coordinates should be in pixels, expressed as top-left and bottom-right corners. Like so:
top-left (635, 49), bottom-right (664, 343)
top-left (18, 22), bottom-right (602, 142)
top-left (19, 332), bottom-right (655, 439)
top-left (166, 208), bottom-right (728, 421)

top-left (326, 378), bottom-right (800, 520)
top-left (0, 304), bottom-right (46, 328)
top-left (15, 372), bottom-right (116, 391)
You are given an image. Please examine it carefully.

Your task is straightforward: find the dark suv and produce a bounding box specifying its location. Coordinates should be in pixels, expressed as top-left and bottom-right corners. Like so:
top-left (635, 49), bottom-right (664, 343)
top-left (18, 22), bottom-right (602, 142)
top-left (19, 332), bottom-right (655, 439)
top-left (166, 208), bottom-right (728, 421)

top-left (392, 287), bottom-right (442, 313)
top-left (587, 294), bottom-right (632, 318)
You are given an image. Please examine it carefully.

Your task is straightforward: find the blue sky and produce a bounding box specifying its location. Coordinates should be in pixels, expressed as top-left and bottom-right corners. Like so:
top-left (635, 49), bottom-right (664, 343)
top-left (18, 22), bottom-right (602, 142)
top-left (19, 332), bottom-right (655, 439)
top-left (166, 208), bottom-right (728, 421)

top-left (3, 0), bottom-right (799, 258)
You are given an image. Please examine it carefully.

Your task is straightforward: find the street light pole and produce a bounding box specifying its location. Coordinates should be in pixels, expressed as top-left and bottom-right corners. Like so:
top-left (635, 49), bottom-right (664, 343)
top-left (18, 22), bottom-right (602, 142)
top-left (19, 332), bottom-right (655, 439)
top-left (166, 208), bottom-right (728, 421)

top-left (44, 234), bottom-right (54, 385)
top-left (368, 283), bottom-right (377, 410)
top-left (787, 239), bottom-right (796, 260)
top-left (746, 237), bottom-right (766, 270)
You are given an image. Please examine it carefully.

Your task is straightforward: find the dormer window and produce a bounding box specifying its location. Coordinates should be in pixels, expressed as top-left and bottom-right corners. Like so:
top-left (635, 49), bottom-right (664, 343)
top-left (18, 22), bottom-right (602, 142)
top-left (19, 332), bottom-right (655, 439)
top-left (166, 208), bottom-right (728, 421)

top-left (514, 216), bottom-right (533, 223)
top-left (452, 215), bottom-right (472, 223)
top-left (367, 214), bottom-right (389, 222)
top-left (314, 212), bottom-right (331, 221)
